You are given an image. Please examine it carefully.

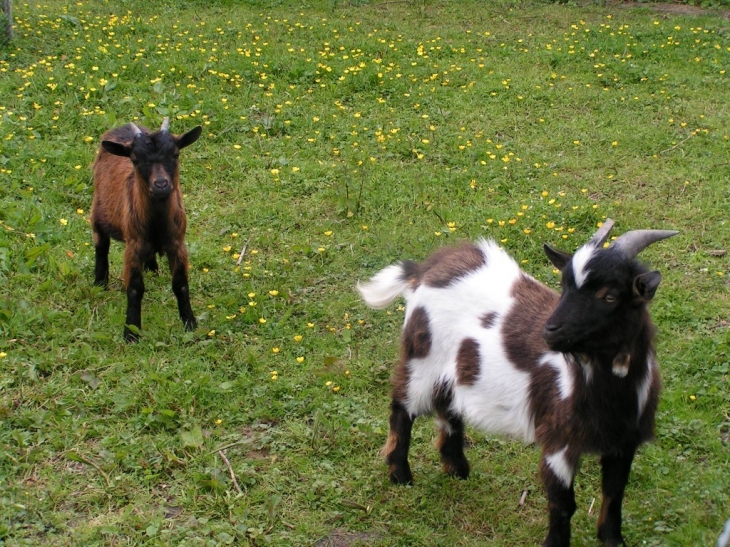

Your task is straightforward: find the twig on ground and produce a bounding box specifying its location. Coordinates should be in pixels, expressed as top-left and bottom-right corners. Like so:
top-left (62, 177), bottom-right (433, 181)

top-left (235, 237), bottom-right (251, 266)
top-left (588, 497), bottom-right (596, 516)
top-left (218, 450), bottom-right (243, 494)
top-left (518, 489), bottom-right (529, 507)
top-left (67, 451), bottom-right (111, 488)
top-left (658, 133), bottom-right (693, 155)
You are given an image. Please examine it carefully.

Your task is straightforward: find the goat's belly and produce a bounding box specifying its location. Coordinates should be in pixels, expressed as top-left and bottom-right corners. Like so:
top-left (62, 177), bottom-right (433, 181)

top-left (455, 375), bottom-right (536, 443)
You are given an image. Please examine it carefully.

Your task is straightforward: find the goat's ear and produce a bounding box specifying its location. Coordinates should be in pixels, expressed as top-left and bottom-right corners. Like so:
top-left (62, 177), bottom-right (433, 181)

top-left (101, 140), bottom-right (132, 157)
top-left (543, 244), bottom-right (572, 271)
top-left (176, 126), bottom-right (202, 149)
top-left (633, 271), bottom-right (661, 302)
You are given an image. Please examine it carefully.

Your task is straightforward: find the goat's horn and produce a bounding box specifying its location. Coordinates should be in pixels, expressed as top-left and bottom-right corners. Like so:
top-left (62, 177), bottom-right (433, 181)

top-left (160, 117), bottom-right (170, 132)
top-left (588, 218), bottom-right (614, 247)
top-left (611, 229), bottom-right (678, 258)
top-left (130, 123), bottom-right (143, 136)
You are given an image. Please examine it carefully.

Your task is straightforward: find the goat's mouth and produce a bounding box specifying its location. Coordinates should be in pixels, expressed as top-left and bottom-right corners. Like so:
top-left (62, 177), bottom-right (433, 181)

top-left (542, 326), bottom-right (574, 352)
top-left (150, 186), bottom-right (173, 199)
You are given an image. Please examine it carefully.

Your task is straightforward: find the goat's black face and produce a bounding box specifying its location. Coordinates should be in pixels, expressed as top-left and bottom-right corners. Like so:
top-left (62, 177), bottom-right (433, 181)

top-left (542, 245), bottom-right (661, 354)
top-left (132, 132), bottom-right (178, 199)
top-left (101, 124), bottom-right (202, 200)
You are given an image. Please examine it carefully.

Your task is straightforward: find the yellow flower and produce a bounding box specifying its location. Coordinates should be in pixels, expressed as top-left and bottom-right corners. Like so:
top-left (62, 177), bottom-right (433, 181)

top-left (215, 419), bottom-right (222, 425)
top-left (248, 292), bottom-right (256, 298)
top-left (269, 290), bottom-right (279, 296)
top-left (324, 230), bottom-right (333, 236)
top-left (60, 218), bottom-right (68, 226)
top-left (259, 318), bottom-right (267, 324)
top-left (0, 352), bottom-right (6, 358)
top-left (296, 356), bottom-right (305, 363)
top-left (223, 245), bottom-right (232, 252)
top-left (293, 335), bottom-right (303, 342)
top-left (207, 330), bottom-right (216, 337)
top-left (272, 347), bottom-right (280, 353)
top-left (307, 323), bottom-right (315, 328)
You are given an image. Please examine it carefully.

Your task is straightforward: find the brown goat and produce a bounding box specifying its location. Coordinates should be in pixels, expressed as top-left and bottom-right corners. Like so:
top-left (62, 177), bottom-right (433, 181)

top-left (91, 117), bottom-right (202, 341)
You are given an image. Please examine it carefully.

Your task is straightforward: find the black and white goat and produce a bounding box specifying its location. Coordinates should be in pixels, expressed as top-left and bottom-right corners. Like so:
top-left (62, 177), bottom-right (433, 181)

top-left (357, 220), bottom-right (677, 547)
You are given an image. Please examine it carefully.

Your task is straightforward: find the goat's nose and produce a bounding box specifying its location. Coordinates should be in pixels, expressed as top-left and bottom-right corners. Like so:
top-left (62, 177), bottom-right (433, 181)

top-left (153, 178), bottom-right (168, 189)
top-left (542, 322), bottom-right (561, 340)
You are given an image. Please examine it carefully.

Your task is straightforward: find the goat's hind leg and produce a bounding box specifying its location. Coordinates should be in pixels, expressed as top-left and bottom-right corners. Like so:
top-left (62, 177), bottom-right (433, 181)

top-left (144, 253), bottom-right (159, 273)
top-left (383, 397), bottom-right (415, 485)
top-left (436, 412), bottom-right (470, 479)
top-left (92, 226), bottom-right (110, 288)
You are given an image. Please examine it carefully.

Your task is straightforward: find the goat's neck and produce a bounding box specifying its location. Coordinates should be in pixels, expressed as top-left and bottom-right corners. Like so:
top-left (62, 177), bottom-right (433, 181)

top-left (573, 316), bottom-right (654, 383)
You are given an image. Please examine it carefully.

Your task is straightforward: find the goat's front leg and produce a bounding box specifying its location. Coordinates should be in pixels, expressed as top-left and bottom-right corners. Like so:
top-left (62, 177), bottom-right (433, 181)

top-left (597, 448), bottom-right (635, 547)
top-left (167, 243), bottom-right (196, 331)
top-left (540, 447), bottom-right (579, 547)
top-left (123, 244), bottom-right (145, 342)
top-left (383, 396), bottom-right (414, 485)
top-left (436, 412), bottom-right (469, 479)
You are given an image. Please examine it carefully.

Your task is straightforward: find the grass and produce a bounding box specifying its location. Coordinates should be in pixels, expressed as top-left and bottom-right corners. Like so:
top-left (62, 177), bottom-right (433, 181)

top-left (0, 0), bottom-right (729, 545)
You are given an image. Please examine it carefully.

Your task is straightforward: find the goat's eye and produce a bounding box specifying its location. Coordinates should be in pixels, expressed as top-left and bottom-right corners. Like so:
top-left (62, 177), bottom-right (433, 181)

top-left (605, 294), bottom-right (617, 303)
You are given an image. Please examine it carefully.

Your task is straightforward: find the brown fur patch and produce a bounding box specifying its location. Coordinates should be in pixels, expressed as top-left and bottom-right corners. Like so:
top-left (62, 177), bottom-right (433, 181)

top-left (391, 362), bottom-right (410, 404)
top-left (502, 274), bottom-right (559, 371)
top-left (456, 338), bottom-right (481, 386)
top-left (402, 306), bottom-right (432, 360)
top-left (480, 311), bottom-right (498, 329)
top-left (416, 243), bottom-right (486, 288)
top-left (381, 431), bottom-right (399, 458)
top-left (595, 287), bottom-right (610, 299)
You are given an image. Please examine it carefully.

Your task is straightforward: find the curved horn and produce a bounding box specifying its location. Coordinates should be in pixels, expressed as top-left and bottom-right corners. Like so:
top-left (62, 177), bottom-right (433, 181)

top-left (160, 117), bottom-right (170, 132)
top-left (130, 122), bottom-right (143, 136)
top-left (611, 229), bottom-right (678, 258)
top-left (588, 218), bottom-right (614, 247)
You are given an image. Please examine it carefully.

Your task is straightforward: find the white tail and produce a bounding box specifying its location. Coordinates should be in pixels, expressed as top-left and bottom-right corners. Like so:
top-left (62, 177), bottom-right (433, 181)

top-left (357, 264), bottom-right (409, 309)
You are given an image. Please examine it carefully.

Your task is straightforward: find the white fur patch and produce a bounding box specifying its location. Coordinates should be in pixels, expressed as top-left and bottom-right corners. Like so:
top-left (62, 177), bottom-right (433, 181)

top-left (577, 355), bottom-right (594, 383)
top-left (545, 446), bottom-right (574, 488)
top-left (540, 353), bottom-right (573, 400)
top-left (571, 244), bottom-right (597, 288)
top-left (435, 416), bottom-right (453, 436)
top-left (613, 363), bottom-right (629, 378)
top-left (636, 354), bottom-right (656, 418)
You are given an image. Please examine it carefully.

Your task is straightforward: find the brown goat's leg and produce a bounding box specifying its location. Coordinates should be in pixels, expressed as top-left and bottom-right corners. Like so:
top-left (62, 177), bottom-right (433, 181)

top-left (93, 228), bottom-right (110, 288)
top-left (436, 413), bottom-right (470, 479)
top-left (168, 246), bottom-right (196, 331)
top-left (383, 398), bottom-right (414, 484)
top-left (123, 245), bottom-right (145, 342)
top-left (597, 449), bottom-right (635, 547)
top-left (540, 451), bottom-right (578, 547)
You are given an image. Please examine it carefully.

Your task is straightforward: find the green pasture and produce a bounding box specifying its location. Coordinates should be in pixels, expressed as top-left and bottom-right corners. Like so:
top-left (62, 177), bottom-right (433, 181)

top-left (0, 0), bottom-right (728, 545)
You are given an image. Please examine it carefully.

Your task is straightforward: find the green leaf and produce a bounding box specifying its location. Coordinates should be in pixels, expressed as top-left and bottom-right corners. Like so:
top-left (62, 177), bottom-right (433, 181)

top-left (180, 426), bottom-right (204, 449)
